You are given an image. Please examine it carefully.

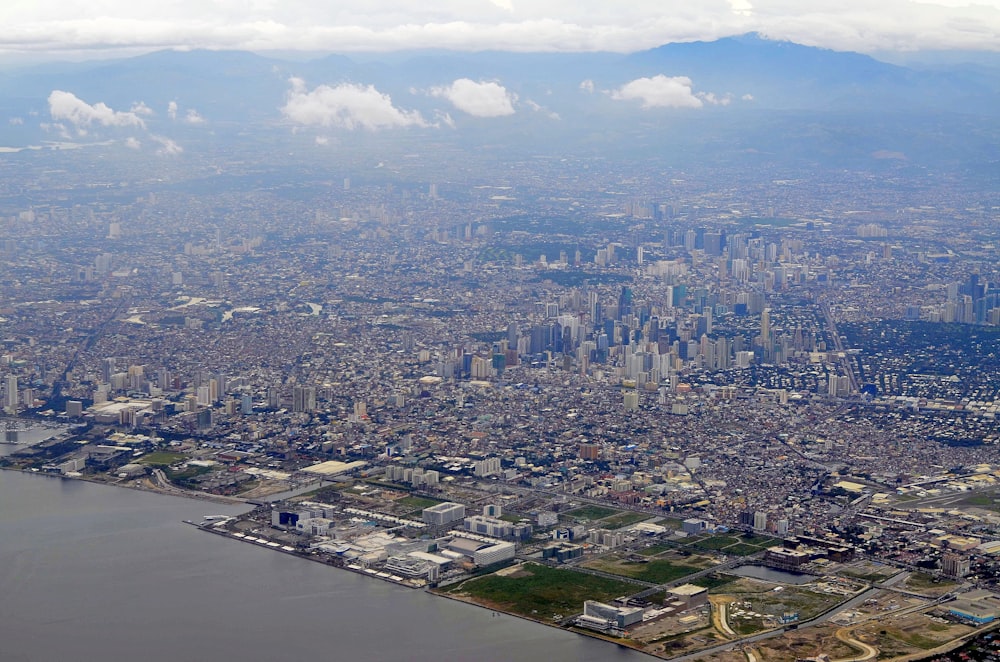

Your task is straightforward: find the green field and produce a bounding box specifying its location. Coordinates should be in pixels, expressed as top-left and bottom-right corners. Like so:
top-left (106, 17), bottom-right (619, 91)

top-left (690, 574), bottom-right (735, 591)
top-left (960, 492), bottom-right (1000, 511)
top-left (164, 463), bottom-right (213, 486)
top-left (601, 512), bottom-right (651, 529)
top-left (689, 535), bottom-right (739, 551)
top-left (444, 563), bottom-right (636, 619)
top-left (565, 505), bottom-right (618, 521)
top-left (685, 533), bottom-right (778, 556)
top-left (583, 555), bottom-right (702, 584)
top-left (137, 451), bottom-right (187, 466)
top-left (397, 495), bottom-right (444, 510)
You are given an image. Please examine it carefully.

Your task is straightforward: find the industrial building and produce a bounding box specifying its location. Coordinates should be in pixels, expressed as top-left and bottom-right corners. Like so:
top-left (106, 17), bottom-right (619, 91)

top-left (948, 590), bottom-right (1000, 624)
top-left (576, 600), bottom-right (645, 633)
top-left (422, 502), bottom-right (467, 526)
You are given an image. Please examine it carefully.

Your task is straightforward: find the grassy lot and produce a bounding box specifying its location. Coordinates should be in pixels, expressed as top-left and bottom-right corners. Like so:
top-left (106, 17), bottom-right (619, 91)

top-left (443, 563), bottom-right (636, 619)
top-left (583, 554), bottom-right (702, 584)
top-left (685, 533), bottom-right (777, 556)
top-left (602, 511), bottom-right (651, 529)
top-left (137, 451), bottom-right (187, 466)
top-left (903, 572), bottom-right (959, 596)
top-left (565, 505), bottom-right (619, 521)
top-left (691, 574), bottom-right (735, 591)
top-left (164, 463), bottom-right (213, 486)
top-left (726, 543), bottom-right (765, 556)
top-left (688, 535), bottom-right (740, 551)
top-left (639, 543), bottom-right (674, 557)
top-left (960, 492), bottom-right (1000, 511)
top-left (397, 495), bottom-right (444, 510)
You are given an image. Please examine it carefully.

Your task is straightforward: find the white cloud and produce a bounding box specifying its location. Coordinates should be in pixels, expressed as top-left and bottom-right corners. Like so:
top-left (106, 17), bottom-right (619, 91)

top-left (697, 91), bottom-right (732, 105)
top-left (281, 78), bottom-right (428, 130)
top-left (429, 79), bottom-right (516, 118)
top-left (150, 134), bottom-right (182, 155)
top-left (9, 117), bottom-right (23, 125)
top-left (0, 0), bottom-right (1000, 55)
top-left (124, 136), bottom-right (141, 149)
top-left (48, 90), bottom-right (147, 129)
top-left (611, 75), bottom-right (704, 109)
top-left (579, 79), bottom-right (595, 93)
top-left (130, 101), bottom-right (154, 116)
top-left (40, 122), bottom-right (72, 140)
top-left (525, 99), bottom-right (560, 119)
top-left (434, 110), bottom-right (456, 129)
top-left (314, 135), bottom-right (329, 145)
top-left (742, 93), bottom-right (755, 101)
top-left (167, 101), bottom-right (178, 120)
top-left (2, 2), bottom-right (1000, 55)
top-left (729, 0), bottom-right (754, 16)
top-left (184, 109), bottom-right (205, 124)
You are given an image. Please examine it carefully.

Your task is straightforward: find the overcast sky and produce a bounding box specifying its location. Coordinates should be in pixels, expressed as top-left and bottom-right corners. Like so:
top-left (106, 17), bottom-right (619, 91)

top-left (2, 0), bottom-right (999, 58)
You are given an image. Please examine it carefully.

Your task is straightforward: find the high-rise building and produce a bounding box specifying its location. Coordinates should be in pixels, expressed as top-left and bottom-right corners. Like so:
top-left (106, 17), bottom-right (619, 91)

top-left (753, 511), bottom-right (768, 532)
top-left (102, 357), bottom-right (116, 384)
top-left (5, 374), bottom-right (18, 413)
top-left (942, 552), bottom-right (970, 578)
top-left (293, 386), bottom-right (317, 413)
top-left (617, 287), bottom-right (633, 321)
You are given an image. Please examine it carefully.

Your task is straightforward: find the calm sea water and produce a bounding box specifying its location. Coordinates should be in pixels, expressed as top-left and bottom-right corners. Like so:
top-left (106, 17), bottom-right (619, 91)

top-left (0, 470), bottom-right (645, 662)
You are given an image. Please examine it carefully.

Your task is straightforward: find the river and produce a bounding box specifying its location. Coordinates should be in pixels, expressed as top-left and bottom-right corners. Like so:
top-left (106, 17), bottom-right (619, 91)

top-left (0, 470), bottom-right (645, 662)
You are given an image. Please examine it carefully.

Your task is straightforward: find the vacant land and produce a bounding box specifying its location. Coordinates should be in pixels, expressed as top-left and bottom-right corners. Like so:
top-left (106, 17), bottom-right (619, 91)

top-left (855, 611), bottom-right (975, 658)
top-left (743, 624), bottom-right (861, 661)
top-left (565, 505), bottom-right (618, 521)
top-left (602, 511), bottom-right (652, 529)
top-left (442, 563), bottom-right (637, 620)
top-left (683, 533), bottom-right (780, 556)
top-left (137, 451), bottom-right (187, 466)
top-left (582, 552), bottom-right (706, 584)
top-left (396, 495), bottom-right (444, 511)
top-left (903, 572), bottom-right (960, 597)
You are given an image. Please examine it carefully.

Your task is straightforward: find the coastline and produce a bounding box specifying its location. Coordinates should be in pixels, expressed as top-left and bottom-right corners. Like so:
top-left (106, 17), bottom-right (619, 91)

top-left (191, 515), bottom-right (661, 658)
top-left (431, 585), bottom-right (659, 659)
top-left (0, 464), bottom-right (250, 506)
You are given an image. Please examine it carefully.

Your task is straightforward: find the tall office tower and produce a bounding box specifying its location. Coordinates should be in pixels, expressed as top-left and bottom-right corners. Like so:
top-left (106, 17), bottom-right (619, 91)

top-left (760, 308), bottom-right (771, 345)
top-left (293, 386), bottom-right (317, 413)
top-left (617, 286), bottom-right (633, 321)
top-left (157, 368), bottom-right (170, 391)
top-left (623, 390), bottom-right (639, 411)
top-left (828, 373), bottom-right (839, 398)
top-left (196, 386), bottom-right (211, 407)
top-left (5, 375), bottom-right (18, 412)
top-left (208, 378), bottom-right (219, 403)
top-left (704, 231), bottom-right (723, 256)
top-left (102, 357), bottom-right (116, 384)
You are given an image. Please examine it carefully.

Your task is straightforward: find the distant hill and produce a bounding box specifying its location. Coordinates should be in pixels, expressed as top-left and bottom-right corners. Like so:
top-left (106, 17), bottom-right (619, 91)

top-left (0, 34), bottom-right (997, 168)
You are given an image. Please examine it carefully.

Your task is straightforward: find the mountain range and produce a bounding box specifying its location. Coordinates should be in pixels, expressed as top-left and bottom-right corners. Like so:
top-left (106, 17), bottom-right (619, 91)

top-left (0, 34), bottom-right (997, 169)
